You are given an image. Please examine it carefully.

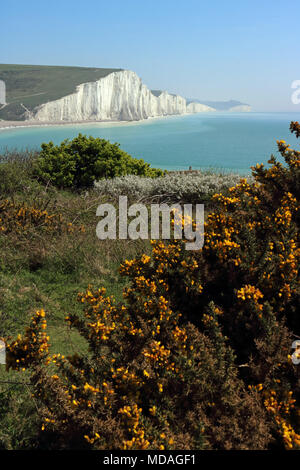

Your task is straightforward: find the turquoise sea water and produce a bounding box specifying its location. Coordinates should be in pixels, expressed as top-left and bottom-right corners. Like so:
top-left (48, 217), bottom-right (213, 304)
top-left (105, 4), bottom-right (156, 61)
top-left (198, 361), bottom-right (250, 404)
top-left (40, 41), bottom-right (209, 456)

top-left (0, 112), bottom-right (299, 173)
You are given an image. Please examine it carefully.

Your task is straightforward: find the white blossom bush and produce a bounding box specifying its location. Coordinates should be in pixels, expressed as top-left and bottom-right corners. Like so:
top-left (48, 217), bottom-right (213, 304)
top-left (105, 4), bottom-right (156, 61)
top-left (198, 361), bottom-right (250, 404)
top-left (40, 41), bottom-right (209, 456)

top-left (94, 172), bottom-right (253, 204)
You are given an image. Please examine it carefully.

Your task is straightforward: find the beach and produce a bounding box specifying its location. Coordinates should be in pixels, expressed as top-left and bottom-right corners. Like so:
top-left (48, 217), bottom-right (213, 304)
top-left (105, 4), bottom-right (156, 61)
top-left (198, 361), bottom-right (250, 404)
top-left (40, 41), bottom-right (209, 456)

top-left (0, 113), bottom-right (186, 131)
top-left (0, 119), bottom-right (124, 130)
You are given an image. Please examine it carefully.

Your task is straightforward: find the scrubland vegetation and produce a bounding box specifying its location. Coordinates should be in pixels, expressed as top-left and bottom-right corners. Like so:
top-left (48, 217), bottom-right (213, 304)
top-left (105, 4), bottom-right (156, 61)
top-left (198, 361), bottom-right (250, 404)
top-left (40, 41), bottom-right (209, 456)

top-left (0, 127), bottom-right (299, 450)
top-left (94, 172), bottom-right (250, 205)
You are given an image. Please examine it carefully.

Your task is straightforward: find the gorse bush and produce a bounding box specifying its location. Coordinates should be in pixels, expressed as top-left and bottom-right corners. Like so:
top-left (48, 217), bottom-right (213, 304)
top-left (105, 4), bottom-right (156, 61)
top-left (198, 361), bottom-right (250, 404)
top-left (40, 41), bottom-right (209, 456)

top-left (0, 199), bottom-right (85, 236)
top-left (5, 123), bottom-right (300, 450)
top-left (5, 290), bottom-right (273, 450)
top-left (34, 134), bottom-right (164, 189)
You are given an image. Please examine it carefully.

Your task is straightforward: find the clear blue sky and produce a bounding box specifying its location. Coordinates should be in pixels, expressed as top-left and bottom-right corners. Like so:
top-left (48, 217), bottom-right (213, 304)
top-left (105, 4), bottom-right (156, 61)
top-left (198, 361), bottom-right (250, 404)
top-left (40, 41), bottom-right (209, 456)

top-left (1, 0), bottom-right (300, 111)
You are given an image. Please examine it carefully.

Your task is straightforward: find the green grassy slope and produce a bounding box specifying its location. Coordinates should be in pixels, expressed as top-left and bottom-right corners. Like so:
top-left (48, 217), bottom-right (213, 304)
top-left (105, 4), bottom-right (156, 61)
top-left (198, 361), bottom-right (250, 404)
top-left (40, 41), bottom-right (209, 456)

top-left (0, 64), bottom-right (123, 121)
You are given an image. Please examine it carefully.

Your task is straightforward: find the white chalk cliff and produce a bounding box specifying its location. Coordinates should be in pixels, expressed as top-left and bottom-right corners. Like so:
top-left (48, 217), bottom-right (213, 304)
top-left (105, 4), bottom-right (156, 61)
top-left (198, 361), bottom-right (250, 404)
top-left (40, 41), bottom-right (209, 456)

top-left (228, 105), bottom-right (251, 112)
top-left (28, 70), bottom-right (215, 122)
top-left (186, 102), bottom-right (215, 113)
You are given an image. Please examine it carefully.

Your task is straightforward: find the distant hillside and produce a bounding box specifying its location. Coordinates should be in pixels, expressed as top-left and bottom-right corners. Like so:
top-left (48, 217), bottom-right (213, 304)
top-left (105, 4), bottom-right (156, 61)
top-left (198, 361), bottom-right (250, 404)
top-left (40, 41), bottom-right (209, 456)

top-left (0, 64), bottom-right (122, 120)
top-left (186, 98), bottom-right (250, 111)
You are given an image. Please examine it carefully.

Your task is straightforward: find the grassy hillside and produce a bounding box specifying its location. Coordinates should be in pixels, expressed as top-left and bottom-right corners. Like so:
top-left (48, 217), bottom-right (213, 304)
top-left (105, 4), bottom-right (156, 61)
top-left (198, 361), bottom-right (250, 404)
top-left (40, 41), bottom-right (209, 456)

top-left (0, 64), bottom-right (123, 121)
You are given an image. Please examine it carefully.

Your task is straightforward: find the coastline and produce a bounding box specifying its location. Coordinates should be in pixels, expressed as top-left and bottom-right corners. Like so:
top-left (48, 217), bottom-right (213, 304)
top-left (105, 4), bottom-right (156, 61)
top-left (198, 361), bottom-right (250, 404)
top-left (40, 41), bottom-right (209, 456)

top-left (0, 113), bottom-right (195, 131)
top-left (0, 111), bottom-right (228, 132)
top-left (0, 111), bottom-right (266, 132)
top-left (0, 119), bottom-right (132, 131)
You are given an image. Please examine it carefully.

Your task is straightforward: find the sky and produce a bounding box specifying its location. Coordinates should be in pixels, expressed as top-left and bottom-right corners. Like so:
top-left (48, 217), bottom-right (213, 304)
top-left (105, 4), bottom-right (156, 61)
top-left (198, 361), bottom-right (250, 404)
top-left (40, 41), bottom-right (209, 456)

top-left (1, 0), bottom-right (300, 111)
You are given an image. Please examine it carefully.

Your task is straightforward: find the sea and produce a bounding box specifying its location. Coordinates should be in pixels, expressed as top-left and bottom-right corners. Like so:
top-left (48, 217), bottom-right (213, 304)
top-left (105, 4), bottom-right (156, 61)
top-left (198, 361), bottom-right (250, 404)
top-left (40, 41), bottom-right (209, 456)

top-left (0, 112), bottom-right (299, 174)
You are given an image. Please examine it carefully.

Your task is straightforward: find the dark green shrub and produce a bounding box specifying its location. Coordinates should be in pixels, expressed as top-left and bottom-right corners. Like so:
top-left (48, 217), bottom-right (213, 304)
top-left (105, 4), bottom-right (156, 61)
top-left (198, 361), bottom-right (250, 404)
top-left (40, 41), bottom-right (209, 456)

top-left (35, 134), bottom-right (164, 189)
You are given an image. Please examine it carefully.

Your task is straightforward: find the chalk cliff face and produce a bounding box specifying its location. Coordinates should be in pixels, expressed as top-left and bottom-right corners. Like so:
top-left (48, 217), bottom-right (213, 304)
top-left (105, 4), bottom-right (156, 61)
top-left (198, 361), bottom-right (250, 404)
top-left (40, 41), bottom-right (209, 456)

top-left (28, 70), bottom-right (215, 122)
top-left (228, 105), bottom-right (251, 112)
top-left (186, 102), bottom-right (215, 113)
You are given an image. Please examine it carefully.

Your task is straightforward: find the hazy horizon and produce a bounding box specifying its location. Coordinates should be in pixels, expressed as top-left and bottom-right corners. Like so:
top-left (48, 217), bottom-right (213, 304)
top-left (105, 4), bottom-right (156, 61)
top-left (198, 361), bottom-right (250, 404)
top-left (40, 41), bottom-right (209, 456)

top-left (1, 0), bottom-right (300, 113)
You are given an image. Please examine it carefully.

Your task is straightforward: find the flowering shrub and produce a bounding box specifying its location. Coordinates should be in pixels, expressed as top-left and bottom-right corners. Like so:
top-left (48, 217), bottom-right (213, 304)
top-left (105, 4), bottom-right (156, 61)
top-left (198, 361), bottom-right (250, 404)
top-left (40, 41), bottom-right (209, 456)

top-left (5, 123), bottom-right (300, 449)
top-left (5, 287), bottom-right (272, 450)
top-left (94, 171), bottom-right (251, 204)
top-left (0, 199), bottom-right (85, 235)
top-left (6, 309), bottom-right (50, 370)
